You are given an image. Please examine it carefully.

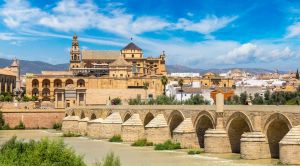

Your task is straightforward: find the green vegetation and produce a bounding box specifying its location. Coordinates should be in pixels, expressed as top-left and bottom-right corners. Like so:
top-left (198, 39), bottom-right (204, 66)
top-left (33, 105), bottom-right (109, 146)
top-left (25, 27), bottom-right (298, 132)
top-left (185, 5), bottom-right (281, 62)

top-left (0, 92), bottom-right (13, 102)
top-left (297, 69), bottom-right (299, 80)
top-left (178, 79), bottom-right (184, 103)
top-left (131, 139), bottom-right (153, 147)
top-left (0, 137), bottom-right (86, 166)
top-left (14, 121), bottom-right (25, 129)
top-left (226, 87), bottom-right (300, 105)
top-left (94, 152), bottom-right (121, 166)
top-left (187, 149), bottom-right (203, 155)
top-left (63, 132), bottom-right (81, 137)
top-left (129, 94), bottom-right (210, 105)
top-left (2, 123), bottom-right (11, 130)
top-left (109, 135), bottom-right (123, 142)
top-left (154, 140), bottom-right (181, 150)
top-left (111, 97), bottom-right (122, 105)
top-left (53, 123), bottom-right (62, 130)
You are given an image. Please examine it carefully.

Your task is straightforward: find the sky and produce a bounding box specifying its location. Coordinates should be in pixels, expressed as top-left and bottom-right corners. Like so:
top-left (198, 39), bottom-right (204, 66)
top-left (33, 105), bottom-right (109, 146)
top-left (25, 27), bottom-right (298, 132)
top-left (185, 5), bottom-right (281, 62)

top-left (1, 0), bottom-right (300, 71)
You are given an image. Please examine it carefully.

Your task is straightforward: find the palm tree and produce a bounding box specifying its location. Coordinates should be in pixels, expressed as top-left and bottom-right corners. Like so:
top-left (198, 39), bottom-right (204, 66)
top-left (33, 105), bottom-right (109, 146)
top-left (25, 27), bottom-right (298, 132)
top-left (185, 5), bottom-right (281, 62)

top-left (143, 82), bottom-right (149, 102)
top-left (160, 76), bottom-right (168, 95)
top-left (178, 79), bottom-right (184, 104)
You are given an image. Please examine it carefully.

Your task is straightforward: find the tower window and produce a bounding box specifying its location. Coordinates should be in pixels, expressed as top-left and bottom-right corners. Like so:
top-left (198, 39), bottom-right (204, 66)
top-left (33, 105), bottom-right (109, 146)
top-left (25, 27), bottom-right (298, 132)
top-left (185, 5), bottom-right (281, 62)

top-left (132, 54), bottom-right (134, 58)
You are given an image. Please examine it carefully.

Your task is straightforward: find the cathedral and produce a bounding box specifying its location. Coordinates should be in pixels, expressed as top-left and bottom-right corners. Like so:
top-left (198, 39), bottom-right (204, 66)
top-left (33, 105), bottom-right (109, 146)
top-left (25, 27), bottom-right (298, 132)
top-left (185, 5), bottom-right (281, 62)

top-left (25, 35), bottom-right (167, 108)
top-left (69, 34), bottom-right (166, 77)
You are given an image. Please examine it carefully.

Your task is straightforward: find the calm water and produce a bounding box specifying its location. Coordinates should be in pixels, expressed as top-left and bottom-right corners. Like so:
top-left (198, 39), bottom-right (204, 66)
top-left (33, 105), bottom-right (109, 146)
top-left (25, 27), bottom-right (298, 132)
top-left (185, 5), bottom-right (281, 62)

top-left (0, 130), bottom-right (279, 166)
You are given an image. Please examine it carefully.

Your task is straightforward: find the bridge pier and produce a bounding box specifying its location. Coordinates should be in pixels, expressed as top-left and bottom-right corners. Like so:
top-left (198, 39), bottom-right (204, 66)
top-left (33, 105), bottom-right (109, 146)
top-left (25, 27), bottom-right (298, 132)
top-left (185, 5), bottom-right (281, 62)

top-left (145, 114), bottom-right (170, 144)
top-left (87, 118), bottom-right (103, 138)
top-left (99, 112), bottom-right (123, 139)
top-left (121, 114), bottom-right (145, 142)
top-left (205, 93), bottom-right (231, 153)
top-left (173, 118), bottom-right (198, 148)
top-left (62, 116), bottom-right (80, 134)
top-left (240, 132), bottom-right (270, 159)
top-left (280, 125), bottom-right (300, 165)
top-left (78, 117), bottom-right (89, 136)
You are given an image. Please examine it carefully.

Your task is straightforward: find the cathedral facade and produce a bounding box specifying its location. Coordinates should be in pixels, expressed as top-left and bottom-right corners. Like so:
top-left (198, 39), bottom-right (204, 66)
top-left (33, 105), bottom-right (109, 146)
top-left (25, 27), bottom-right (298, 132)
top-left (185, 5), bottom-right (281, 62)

top-left (25, 35), bottom-right (167, 108)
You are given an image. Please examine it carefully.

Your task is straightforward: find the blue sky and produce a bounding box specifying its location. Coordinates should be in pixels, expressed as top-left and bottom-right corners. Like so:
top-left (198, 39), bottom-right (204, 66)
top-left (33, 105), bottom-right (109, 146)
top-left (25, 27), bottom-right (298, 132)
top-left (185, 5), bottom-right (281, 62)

top-left (1, 0), bottom-right (300, 70)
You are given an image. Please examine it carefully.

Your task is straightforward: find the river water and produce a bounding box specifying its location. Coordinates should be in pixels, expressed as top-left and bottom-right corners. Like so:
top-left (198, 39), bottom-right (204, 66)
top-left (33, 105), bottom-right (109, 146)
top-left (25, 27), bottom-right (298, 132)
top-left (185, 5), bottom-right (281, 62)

top-left (0, 130), bottom-right (279, 166)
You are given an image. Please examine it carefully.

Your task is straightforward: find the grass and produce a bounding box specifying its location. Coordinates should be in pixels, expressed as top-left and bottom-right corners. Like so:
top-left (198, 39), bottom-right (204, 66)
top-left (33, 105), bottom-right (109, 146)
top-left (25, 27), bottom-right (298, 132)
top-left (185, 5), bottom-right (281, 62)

top-left (187, 149), bottom-right (203, 155)
top-left (94, 152), bottom-right (121, 166)
top-left (109, 135), bottom-right (123, 142)
top-left (154, 140), bottom-right (181, 150)
top-left (63, 132), bottom-right (81, 137)
top-left (131, 139), bottom-right (153, 147)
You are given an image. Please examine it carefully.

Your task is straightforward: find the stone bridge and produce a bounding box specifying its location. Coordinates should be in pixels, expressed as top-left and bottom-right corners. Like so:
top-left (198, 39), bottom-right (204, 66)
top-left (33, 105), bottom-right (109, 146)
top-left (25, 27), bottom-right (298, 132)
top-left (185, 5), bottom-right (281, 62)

top-left (62, 95), bottom-right (300, 165)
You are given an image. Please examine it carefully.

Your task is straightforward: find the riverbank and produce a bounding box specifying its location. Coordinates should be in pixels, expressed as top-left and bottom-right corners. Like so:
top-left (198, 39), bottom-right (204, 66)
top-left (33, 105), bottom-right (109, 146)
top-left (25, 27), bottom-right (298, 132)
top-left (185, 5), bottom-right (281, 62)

top-left (0, 130), bottom-right (279, 166)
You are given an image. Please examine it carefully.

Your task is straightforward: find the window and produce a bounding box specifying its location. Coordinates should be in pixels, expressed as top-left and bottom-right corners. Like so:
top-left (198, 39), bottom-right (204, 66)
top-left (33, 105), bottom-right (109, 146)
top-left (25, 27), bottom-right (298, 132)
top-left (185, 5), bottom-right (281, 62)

top-left (132, 54), bottom-right (134, 58)
top-left (120, 74), bottom-right (123, 77)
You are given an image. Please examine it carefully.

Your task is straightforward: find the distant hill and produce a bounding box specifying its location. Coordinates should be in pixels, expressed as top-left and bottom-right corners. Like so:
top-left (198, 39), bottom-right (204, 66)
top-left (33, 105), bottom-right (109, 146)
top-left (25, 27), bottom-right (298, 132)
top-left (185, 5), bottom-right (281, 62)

top-left (0, 58), bottom-right (69, 75)
top-left (0, 58), bottom-right (286, 75)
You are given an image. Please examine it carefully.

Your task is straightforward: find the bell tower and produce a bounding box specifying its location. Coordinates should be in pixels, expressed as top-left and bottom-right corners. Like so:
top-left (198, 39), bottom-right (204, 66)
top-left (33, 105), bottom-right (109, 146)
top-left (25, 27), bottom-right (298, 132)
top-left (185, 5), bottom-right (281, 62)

top-left (69, 34), bottom-right (81, 70)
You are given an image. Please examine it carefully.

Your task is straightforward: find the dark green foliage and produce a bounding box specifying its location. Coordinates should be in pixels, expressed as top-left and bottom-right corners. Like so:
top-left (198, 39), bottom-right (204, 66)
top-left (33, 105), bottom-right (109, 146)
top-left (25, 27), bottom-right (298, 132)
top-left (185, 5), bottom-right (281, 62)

top-left (0, 92), bottom-right (13, 102)
top-left (94, 152), bottom-right (121, 166)
top-left (226, 87), bottom-right (300, 105)
top-left (154, 140), bottom-right (181, 150)
top-left (111, 97), bottom-right (122, 105)
top-left (296, 69), bottom-right (299, 80)
top-left (187, 149), bottom-right (203, 155)
top-left (161, 76), bottom-right (168, 95)
top-left (109, 135), bottom-right (123, 142)
top-left (63, 132), bottom-right (81, 137)
top-left (0, 137), bottom-right (86, 166)
top-left (22, 95), bottom-right (31, 102)
top-left (14, 121), bottom-right (25, 129)
top-left (31, 96), bottom-right (38, 101)
top-left (0, 111), bottom-right (4, 129)
top-left (184, 94), bottom-right (210, 105)
top-left (53, 123), bottom-right (62, 130)
top-left (131, 139), bottom-right (153, 147)
top-left (129, 95), bottom-right (209, 105)
top-left (2, 123), bottom-right (11, 130)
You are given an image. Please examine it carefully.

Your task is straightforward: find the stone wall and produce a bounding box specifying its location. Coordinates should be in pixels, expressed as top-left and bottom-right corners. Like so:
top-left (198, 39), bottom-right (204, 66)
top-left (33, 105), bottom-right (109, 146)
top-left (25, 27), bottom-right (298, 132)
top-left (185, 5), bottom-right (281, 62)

top-left (2, 109), bottom-right (65, 129)
top-left (145, 127), bottom-right (171, 144)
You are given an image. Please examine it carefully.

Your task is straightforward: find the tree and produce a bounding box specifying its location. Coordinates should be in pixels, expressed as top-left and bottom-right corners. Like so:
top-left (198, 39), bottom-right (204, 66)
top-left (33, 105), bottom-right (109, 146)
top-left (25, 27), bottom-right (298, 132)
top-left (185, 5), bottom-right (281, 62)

top-left (178, 79), bottom-right (184, 104)
top-left (160, 76), bottom-right (168, 95)
top-left (143, 82), bottom-right (149, 102)
top-left (296, 69), bottom-right (300, 80)
top-left (240, 92), bottom-right (248, 105)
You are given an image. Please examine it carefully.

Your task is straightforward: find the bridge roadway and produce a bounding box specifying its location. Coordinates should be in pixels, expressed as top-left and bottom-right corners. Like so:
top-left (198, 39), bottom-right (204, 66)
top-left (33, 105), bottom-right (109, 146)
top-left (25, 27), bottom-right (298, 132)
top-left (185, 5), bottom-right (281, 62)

top-left (62, 102), bottom-right (300, 165)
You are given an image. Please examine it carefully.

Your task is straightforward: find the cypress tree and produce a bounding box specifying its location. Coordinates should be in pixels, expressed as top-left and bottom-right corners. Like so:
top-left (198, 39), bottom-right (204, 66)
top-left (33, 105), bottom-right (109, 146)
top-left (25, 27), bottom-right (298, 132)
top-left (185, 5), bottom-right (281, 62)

top-left (296, 69), bottom-right (300, 80)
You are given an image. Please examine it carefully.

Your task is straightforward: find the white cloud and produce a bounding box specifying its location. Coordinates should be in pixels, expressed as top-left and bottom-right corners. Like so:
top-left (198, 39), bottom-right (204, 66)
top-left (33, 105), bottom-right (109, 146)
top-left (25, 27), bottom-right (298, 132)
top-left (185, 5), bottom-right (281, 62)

top-left (175, 15), bottom-right (237, 35)
top-left (0, 33), bottom-right (27, 41)
top-left (286, 22), bottom-right (300, 38)
top-left (0, 0), bottom-right (235, 37)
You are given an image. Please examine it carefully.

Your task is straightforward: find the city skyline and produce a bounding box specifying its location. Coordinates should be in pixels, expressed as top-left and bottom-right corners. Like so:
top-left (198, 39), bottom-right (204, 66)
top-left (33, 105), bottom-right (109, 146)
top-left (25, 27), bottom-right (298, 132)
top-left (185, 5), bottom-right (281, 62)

top-left (1, 0), bottom-right (300, 70)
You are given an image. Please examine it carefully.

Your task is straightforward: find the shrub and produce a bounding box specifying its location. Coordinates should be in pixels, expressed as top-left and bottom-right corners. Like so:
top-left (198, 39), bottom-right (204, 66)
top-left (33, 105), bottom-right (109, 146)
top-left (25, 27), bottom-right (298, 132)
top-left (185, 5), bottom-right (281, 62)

top-left (131, 139), bottom-right (153, 147)
top-left (31, 96), bottom-right (38, 101)
top-left (63, 132), bottom-right (81, 137)
top-left (14, 121), bottom-right (25, 129)
top-left (2, 123), bottom-right (10, 130)
top-left (109, 135), bottom-right (122, 142)
top-left (154, 140), bottom-right (181, 150)
top-left (0, 111), bottom-right (4, 129)
top-left (111, 97), bottom-right (122, 105)
top-left (53, 123), bottom-right (62, 130)
top-left (22, 95), bottom-right (31, 102)
top-left (0, 136), bottom-right (86, 166)
top-left (187, 149), bottom-right (203, 155)
top-left (94, 152), bottom-right (121, 166)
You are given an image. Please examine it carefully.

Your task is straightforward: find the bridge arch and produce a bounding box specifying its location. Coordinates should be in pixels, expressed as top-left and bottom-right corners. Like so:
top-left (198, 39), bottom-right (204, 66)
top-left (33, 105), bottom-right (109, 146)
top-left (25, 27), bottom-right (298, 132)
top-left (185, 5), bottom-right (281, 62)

top-left (264, 113), bottom-right (292, 159)
top-left (144, 112), bottom-right (155, 127)
top-left (226, 112), bottom-right (254, 153)
top-left (168, 110), bottom-right (184, 137)
top-left (123, 111), bottom-right (132, 122)
top-left (194, 110), bottom-right (216, 148)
